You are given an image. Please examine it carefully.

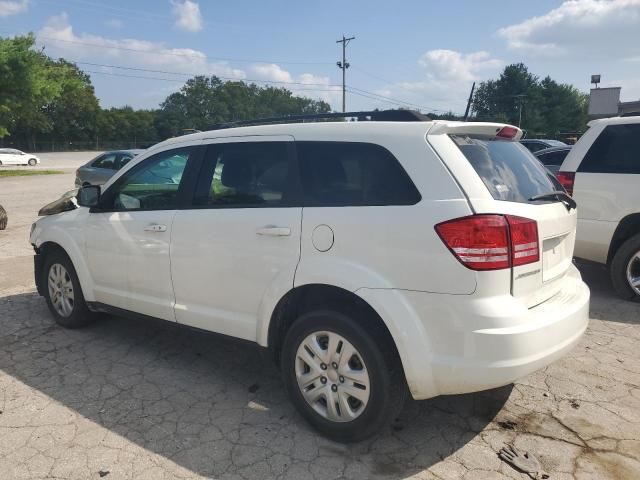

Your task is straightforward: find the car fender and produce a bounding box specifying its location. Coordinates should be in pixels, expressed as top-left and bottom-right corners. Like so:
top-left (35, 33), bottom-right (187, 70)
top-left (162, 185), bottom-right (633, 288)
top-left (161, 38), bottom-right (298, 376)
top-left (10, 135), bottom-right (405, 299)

top-left (31, 210), bottom-right (95, 302)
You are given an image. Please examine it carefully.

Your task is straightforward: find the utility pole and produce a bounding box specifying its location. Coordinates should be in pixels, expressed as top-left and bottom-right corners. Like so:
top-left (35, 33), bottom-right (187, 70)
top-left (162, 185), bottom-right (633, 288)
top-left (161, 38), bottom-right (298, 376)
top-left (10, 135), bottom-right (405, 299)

top-left (513, 94), bottom-right (527, 127)
top-left (463, 82), bottom-right (476, 121)
top-left (336, 35), bottom-right (355, 112)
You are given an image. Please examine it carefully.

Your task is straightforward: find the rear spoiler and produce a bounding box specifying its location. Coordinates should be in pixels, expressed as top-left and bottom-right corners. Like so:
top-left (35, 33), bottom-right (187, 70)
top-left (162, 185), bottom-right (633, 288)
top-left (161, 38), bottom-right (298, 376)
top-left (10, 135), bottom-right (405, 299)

top-left (427, 121), bottom-right (523, 140)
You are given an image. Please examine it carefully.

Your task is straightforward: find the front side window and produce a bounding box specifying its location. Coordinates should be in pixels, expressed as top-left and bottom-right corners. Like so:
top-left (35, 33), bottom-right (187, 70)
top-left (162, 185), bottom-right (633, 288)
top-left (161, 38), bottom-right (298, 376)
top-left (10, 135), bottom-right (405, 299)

top-left (297, 142), bottom-right (420, 207)
top-left (104, 147), bottom-right (191, 211)
top-left (451, 134), bottom-right (556, 203)
top-left (92, 153), bottom-right (117, 169)
top-left (194, 142), bottom-right (292, 207)
top-left (579, 124), bottom-right (640, 174)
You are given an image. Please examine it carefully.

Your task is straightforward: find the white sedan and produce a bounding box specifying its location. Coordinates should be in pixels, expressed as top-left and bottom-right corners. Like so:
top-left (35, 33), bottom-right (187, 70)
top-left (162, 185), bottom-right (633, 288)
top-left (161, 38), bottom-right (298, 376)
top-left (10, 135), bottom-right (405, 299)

top-left (0, 148), bottom-right (40, 166)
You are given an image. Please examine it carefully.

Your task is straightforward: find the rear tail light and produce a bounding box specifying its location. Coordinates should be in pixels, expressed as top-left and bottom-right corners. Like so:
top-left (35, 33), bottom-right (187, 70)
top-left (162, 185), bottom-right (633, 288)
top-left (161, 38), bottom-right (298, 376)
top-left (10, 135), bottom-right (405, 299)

top-left (496, 126), bottom-right (519, 139)
top-left (435, 214), bottom-right (539, 271)
top-left (556, 171), bottom-right (575, 196)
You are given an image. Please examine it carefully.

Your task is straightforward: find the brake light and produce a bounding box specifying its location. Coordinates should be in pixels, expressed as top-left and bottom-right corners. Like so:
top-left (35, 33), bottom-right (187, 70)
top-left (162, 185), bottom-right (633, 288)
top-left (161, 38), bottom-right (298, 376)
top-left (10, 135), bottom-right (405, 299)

top-left (496, 126), bottom-right (519, 139)
top-left (556, 171), bottom-right (575, 196)
top-left (435, 215), bottom-right (539, 271)
top-left (507, 216), bottom-right (540, 266)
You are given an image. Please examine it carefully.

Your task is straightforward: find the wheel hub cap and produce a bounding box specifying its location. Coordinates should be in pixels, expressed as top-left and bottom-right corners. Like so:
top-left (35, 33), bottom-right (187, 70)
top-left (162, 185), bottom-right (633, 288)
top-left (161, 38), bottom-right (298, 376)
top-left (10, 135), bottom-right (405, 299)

top-left (48, 263), bottom-right (75, 317)
top-left (295, 331), bottom-right (370, 423)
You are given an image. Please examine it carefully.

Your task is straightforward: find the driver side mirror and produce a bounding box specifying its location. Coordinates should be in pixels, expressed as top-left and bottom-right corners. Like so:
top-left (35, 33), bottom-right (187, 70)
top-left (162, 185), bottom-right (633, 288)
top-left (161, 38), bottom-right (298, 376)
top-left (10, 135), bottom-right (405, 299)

top-left (77, 185), bottom-right (101, 208)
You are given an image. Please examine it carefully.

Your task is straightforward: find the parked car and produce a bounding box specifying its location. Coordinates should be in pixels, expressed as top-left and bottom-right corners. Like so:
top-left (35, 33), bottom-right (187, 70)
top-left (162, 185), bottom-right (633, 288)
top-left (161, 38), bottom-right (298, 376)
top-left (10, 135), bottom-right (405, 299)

top-left (75, 149), bottom-right (144, 187)
top-left (0, 148), bottom-right (40, 166)
top-left (558, 115), bottom-right (640, 300)
top-left (31, 116), bottom-right (589, 441)
top-left (520, 138), bottom-right (567, 153)
top-left (533, 145), bottom-right (572, 175)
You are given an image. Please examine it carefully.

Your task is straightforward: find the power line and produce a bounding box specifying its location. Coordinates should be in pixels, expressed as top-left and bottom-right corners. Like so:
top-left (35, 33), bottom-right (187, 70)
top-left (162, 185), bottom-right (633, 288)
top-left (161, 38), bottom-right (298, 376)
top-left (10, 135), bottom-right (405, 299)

top-left (74, 61), bottom-right (342, 87)
top-left (82, 69), bottom-right (339, 93)
top-left (346, 86), bottom-right (454, 114)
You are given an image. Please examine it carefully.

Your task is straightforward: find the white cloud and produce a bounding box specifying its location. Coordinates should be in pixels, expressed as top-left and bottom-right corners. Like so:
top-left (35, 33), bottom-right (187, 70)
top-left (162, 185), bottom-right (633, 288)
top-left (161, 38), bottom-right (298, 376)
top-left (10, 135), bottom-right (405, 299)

top-left (38, 13), bottom-right (245, 80)
top-left (499, 0), bottom-right (640, 58)
top-left (170, 0), bottom-right (203, 33)
top-left (104, 19), bottom-right (124, 29)
top-left (376, 50), bottom-right (503, 113)
top-left (250, 64), bottom-right (341, 106)
top-left (0, 0), bottom-right (28, 17)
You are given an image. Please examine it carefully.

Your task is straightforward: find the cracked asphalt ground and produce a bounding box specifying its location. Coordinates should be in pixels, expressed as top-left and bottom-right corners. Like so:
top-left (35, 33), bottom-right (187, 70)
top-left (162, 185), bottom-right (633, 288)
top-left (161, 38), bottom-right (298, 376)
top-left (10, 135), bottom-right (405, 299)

top-left (1, 155), bottom-right (639, 479)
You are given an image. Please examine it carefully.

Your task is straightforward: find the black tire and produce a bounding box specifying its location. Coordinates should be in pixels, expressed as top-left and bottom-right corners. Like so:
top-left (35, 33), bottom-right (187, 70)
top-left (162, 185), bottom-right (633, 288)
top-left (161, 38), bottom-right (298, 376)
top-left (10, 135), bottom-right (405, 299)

top-left (43, 250), bottom-right (97, 328)
top-left (0, 204), bottom-right (7, 230)
top-left (281, 309), bottom-right (407, 442)
top-left (28, 158), bottom-right (37, 166)
top-left (610, 233), bottom-right (640, 301)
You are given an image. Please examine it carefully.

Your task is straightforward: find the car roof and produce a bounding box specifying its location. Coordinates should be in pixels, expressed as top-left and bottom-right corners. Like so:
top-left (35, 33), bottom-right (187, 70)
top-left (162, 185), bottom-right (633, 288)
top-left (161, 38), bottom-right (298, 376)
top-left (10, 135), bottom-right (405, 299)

top-left (148, 120), bottom-right (522, 153)
top-left (587, 115), bottom-right (640, 127)
top-left (533, 145), bottom-right (572, 156)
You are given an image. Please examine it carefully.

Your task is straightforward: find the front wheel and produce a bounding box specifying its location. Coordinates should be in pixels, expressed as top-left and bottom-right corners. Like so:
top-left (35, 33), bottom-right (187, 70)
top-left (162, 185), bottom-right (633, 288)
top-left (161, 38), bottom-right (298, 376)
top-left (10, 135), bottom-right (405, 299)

top-left (43, 251), bottom-right (97, 328)
top-left (28, 158), bottom-right (37, 166)
top-left (281, 309), bottom-right (406, 442)
top-left (610, 233), bottom-right (640, 301)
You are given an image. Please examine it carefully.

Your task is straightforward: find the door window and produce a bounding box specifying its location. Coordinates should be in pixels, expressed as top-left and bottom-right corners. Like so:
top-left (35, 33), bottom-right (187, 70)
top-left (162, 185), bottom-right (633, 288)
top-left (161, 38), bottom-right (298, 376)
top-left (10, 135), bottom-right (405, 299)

top-left (193, 142), bottom-right (293, 207)
top-left (297, 141), bottom-right (420, 206)
top-left (103, 147), bottom-right (191, 211)
top-left (579, 124), bottom-right (640, 174)
top-left (92, 153), bottom-right (118, 169)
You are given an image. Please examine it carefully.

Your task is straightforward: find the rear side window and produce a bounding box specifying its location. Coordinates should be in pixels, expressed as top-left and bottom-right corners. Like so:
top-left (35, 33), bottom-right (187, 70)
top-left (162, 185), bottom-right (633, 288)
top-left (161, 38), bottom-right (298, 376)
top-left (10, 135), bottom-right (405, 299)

top-left (194, 142), bottom-right (294, 207)
top-left (92, 153), bottom-right (117, 169)
top-left (297, 142), bottom-right (420, 207)
top-left (579, 124), bottom-right (640, 174)
top-left (538, 150), bottom-right (568, 166)
top-left (451, 135), bottom-right (556, 203)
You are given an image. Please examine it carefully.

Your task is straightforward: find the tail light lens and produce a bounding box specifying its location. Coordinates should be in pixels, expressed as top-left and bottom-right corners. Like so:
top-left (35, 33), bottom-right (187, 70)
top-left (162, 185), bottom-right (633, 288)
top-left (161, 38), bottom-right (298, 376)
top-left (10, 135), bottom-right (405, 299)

top-left (556, 171), bottom-right (575, 196)
top-left (435, 214), bottom-right (539, 271)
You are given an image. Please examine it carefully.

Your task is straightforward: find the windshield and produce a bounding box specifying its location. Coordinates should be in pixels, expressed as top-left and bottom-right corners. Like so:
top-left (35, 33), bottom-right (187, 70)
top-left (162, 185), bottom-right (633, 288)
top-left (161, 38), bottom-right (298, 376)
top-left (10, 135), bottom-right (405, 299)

top-left (450, 134), bottom-right (557, 203)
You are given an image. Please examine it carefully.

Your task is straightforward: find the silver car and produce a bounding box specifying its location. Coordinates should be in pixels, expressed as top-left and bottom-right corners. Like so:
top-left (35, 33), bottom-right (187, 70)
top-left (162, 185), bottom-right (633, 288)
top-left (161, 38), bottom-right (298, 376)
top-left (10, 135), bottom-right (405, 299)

top-left (75, 150), bottom-right (144, 187)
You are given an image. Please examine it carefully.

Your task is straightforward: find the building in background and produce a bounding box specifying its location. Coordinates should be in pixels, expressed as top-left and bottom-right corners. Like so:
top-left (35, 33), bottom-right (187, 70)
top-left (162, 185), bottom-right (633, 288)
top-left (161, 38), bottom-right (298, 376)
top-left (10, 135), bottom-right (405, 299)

top-left (589, 83), bottom-right (640, 119)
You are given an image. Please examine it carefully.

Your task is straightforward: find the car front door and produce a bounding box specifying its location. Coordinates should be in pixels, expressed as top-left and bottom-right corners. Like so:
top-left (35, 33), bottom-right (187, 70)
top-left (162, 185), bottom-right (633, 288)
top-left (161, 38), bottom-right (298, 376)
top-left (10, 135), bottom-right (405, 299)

top-left (170, 136), bottom-right (302, 341)
top-left (84, 144), bottom-right (200, 320)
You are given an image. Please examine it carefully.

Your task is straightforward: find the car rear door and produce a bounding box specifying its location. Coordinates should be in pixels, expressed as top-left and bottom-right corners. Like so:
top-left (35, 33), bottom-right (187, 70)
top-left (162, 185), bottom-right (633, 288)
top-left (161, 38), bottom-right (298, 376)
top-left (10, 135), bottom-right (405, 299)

top-left (428, 123), bottom-right (577, 307)
top-left (170, 136), bottom-right (302, 341)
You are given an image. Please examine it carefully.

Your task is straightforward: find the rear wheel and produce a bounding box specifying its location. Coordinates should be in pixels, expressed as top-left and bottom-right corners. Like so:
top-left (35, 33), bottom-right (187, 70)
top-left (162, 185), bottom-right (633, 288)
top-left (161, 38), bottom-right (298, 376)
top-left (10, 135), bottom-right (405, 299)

top-left (28, 158), bottom-right (37, 166)
top-left (281, 309), bottom-right (406, 442)
top-left (610, 233), bottom-right (640, 301)
top-left (0, 204), bottom-right (7, 230)
top-left (43, 251), bottom-right (97, 328)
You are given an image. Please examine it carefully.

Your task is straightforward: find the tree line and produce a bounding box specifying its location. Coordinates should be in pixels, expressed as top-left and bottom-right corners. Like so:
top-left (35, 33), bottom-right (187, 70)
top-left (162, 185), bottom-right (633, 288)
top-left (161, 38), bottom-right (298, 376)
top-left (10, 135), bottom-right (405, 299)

top-left (1, 34), bottom-right (589, 152)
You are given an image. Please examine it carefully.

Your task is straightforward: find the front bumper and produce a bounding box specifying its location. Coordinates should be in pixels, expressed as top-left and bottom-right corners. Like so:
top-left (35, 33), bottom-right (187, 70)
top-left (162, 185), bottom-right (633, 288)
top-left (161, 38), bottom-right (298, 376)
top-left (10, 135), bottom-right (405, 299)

top-left (426, 266), bottom-right (590, 397)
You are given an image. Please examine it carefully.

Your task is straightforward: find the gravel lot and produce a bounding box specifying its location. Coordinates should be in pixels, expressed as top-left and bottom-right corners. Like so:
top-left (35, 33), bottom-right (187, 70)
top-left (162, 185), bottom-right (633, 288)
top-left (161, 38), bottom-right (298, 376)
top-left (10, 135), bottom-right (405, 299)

top-left (0, 154), bottom-right (639, 479)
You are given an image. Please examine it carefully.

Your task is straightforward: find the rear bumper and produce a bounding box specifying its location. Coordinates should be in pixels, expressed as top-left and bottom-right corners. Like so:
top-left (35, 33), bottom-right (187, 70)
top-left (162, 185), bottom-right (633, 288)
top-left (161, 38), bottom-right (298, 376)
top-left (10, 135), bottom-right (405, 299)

top-left (425, 265), bottom-right (589, 397)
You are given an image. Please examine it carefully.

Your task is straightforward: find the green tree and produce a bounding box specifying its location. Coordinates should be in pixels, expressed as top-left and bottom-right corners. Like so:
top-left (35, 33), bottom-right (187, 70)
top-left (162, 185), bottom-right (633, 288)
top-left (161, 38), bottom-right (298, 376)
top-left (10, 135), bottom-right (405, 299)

top-left (155, 75), bottom-right (331, 139)
top-left (472, 63), bottom-right (588, 136)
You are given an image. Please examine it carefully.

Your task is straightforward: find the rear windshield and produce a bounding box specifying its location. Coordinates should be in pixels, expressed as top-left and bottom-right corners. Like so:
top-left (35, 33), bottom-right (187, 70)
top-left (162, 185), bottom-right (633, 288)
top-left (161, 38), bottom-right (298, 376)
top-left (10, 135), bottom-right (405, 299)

top-left (450, 134), bottom-right (557, 203)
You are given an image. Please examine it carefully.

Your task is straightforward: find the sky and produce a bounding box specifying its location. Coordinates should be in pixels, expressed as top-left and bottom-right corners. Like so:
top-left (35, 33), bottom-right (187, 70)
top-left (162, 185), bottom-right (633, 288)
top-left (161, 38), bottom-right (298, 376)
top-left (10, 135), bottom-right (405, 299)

top-left (1, 0), bottom-right (640, 114)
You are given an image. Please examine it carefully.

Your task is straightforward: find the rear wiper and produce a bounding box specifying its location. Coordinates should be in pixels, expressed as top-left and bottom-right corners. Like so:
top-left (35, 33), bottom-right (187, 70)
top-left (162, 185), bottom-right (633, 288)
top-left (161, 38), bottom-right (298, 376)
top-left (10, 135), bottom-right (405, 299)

top-left (528, 191), bottom-right (577, 211)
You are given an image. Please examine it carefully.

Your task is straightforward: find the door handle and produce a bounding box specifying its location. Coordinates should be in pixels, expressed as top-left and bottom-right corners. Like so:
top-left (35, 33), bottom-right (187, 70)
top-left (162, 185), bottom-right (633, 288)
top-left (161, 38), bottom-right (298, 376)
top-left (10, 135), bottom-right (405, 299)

top-left (256, 226), bottom-right (291, 237)
top-left (144, 224), bottom-right (167, 232)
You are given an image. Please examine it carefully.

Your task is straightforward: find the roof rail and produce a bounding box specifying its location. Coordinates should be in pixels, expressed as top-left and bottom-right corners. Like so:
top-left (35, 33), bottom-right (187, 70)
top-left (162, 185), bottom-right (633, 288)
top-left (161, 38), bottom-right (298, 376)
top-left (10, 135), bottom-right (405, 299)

top-left (208, 109), bottom-right (430, 130)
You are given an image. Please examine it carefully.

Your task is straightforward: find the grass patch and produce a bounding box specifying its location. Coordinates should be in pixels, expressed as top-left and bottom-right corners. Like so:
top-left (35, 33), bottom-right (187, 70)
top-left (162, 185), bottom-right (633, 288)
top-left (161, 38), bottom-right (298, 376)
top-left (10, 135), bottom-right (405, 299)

top-left (0, 169), bottom-right (64, 177)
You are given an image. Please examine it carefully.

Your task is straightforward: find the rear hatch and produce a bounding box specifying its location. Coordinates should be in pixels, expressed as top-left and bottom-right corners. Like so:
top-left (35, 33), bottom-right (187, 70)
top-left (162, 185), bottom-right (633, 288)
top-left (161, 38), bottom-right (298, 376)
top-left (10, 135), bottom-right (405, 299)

top-left (428, 122), bottom-right (577, 307)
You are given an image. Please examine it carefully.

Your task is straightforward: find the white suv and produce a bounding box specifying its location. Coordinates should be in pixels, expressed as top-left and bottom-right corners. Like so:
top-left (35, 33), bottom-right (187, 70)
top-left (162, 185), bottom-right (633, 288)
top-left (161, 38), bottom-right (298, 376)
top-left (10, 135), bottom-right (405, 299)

top-left (30, 115), bottom-right (590, 441)
top-left (558, 115), bottom-right (640, 300)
